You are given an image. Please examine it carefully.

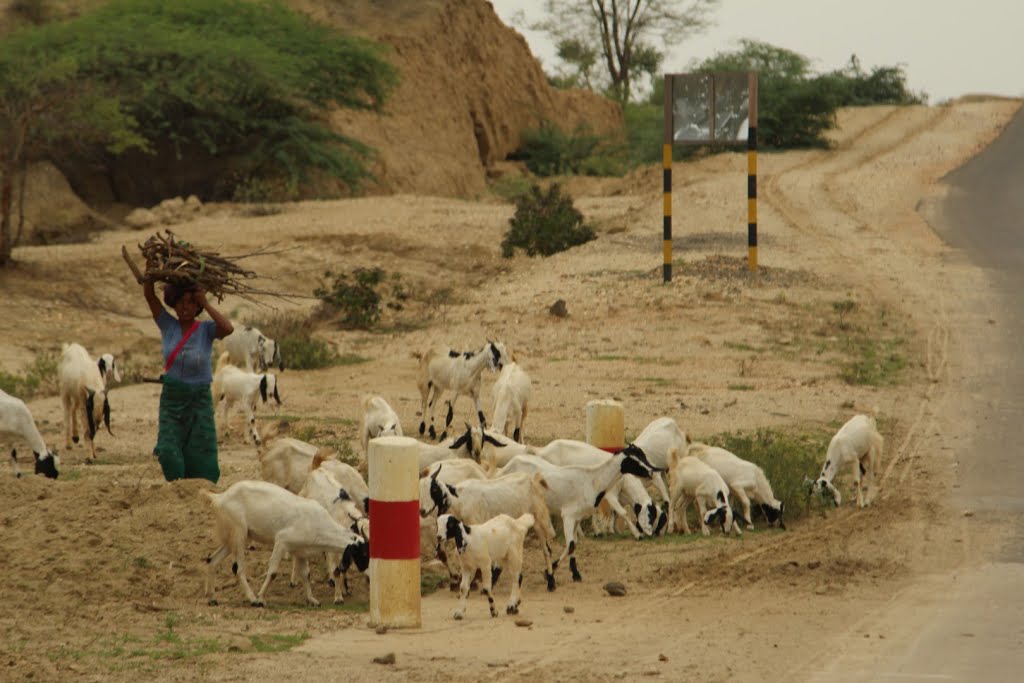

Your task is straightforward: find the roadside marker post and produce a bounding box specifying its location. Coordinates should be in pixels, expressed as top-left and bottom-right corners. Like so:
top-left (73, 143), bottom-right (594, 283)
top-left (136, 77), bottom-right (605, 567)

top-left (585, 399), bottom-right (625, 454)
top-left (368, 435), bottom-right (421, 628)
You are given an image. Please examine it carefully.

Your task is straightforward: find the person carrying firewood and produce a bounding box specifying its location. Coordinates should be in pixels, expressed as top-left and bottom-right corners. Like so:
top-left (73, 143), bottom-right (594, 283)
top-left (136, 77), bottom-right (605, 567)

top-left (140, 277), bottom-right (233, 483)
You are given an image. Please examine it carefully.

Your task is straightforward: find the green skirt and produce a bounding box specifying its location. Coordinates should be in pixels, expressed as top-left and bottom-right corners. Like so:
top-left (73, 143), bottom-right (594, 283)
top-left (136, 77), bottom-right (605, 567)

top-left (154, 377), bottom-right (220, 484)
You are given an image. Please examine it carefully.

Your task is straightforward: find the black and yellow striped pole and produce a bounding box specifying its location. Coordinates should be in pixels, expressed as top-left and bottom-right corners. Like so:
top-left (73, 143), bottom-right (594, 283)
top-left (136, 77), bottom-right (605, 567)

top-left (747, 72), bottom-right (758, 271)
top-left (662, 75), bottom-right (673, 282)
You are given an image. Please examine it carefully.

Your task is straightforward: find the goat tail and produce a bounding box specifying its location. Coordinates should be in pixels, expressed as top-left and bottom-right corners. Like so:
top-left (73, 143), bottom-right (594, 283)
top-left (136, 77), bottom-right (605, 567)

top-left (515, 512), bottom-right (535, 532)
top-left (311, 448), bottom-right (334, 471)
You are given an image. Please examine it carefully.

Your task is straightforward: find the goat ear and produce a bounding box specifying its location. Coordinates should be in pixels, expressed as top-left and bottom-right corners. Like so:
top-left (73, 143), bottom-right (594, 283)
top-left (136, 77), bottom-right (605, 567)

top-left (446, 483), bottom-right (458, 498)
top-left (259, 375), bottom-right (268, 402)
top-left (337, 488), bottom-right (351, 501)
top-left (97, 357), bottom-right (106, 375)
top-left (103, 397), bottom-right (113, 436)
top-left (113, 361), bottom-right (121, 383)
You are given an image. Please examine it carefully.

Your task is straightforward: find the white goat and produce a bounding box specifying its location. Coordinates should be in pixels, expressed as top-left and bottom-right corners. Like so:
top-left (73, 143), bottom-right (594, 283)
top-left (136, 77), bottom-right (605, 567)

top-left (814, 412), bottom-right (883, 508)
top-left (222, 324), bottom-right (283, 372)
top-left (668, 454), bottom-right (740, 536)
top-left (422, 470), bottom-right (558, 591)
top-left (1, 388), bottom-right (59, 479)
top-left (58, 343), bottom-right (112, 460)
top-left (490, 362), bottom-right (531, 443)
top-left (201, 480), bottom-right (368, 607)
top-left (436, 513), bottom-right (534, 619)
top-left (212, 352), bottom-right (281, 446)
top-left (414, 340), bottom-right (510, 441)
top-left (690, 443), bottom-right (785, 530)
top-left (297, 454), bottom-right (369, 603)
top-left (498, 446), bottom-right (659, 587)
top-left (360, 395), bottom-right (403, 455)
top-left (259, 437), bottom-right (370, 512)
top-left (532, 439), bottom-right (660, 539)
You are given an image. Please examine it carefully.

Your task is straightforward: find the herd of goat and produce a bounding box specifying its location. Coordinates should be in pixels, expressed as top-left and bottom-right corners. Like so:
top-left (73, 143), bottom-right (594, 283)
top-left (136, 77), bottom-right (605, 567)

top-left (0, 328), bottom-right (885, 618)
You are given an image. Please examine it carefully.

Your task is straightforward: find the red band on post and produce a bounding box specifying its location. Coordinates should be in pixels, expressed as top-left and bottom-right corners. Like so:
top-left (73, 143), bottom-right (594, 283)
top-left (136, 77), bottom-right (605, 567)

top-left (368, 499), bottom-right (421, 560)
top-left (598, 446), bottom-right (623, 453)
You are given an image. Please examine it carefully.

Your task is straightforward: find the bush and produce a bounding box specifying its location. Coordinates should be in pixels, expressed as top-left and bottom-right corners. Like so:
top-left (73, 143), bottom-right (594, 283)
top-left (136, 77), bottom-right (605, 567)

top-left (0, 350), bottom-right (59, 399)
top-left (314, 267), bottom-right (407, 329)
top-left (514, 121), bottom-right (601, 177)
top-left (501, 184), bottom-right (595, 258)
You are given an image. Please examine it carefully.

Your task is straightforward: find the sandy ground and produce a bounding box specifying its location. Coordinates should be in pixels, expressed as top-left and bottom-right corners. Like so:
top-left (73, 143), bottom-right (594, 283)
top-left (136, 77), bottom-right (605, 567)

top-left (0, 98), bottom-right (1020, 682)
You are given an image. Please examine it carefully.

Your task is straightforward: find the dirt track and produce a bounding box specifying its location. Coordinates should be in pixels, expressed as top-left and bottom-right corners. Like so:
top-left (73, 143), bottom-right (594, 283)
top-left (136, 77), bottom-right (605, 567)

top-left (0, 98), bottom-right (1020, 682)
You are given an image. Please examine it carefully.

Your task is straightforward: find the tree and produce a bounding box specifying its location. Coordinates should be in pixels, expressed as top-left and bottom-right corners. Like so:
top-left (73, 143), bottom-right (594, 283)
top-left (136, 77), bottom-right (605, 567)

top-left (0, 25), bottom-right (145, 266)
top-left (0, 0), bottom-right (398, 265)
top-left (534, 0), bottom-right (719, 103)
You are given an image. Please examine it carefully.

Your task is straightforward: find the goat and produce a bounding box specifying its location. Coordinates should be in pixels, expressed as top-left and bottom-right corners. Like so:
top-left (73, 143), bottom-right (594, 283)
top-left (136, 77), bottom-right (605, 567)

top-left (259, 437), bottom-right (370, 513)
top-left (222, 325), bottom-right (284, 372)
top-left (201, 480), bottom-right (368, 607)
top-left (814, 412), bottom-right (883, 508)
top-left (475, 428), bottom-right (533, 470)
top-left (212, 352), bottom-right (281, 447)
top-left (422, 470), bottom-right (558, 591)
top-left (58, 343), bottom-right (112, 460)
top-left (690, 442), bottom-right (785, 530)
top-left (628, 417), bottom-right (688, 529)
top-left (360, 395), bottom-right (403, 455)
top-left (532, 439), bottom-right (661, 539)
top-left (490, 362), bottom-right (531, 443)
top-left (2, 388), bottom-right (59, 479)
top-left (296, 453), bottom-right (369, 602)
top-left (498, 447), bottom-right (659, 586)
top-left (437, 513), bottom-right (534, 619)
top-left (416, 424), bottom-right (477, 470)
top-left (414, 340), bottom-right (510, 441)
top-left (668, 454), bottom-right (740, 536)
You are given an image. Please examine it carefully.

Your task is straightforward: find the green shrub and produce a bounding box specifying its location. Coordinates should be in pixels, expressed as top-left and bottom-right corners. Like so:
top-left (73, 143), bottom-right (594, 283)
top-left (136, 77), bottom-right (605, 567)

top-left (0, 350), bottom-right (59, 399)
top-left (501, 184), bottom-right (596, 258)
top-left (490, 173), bottom-right (533, 203)
top-left (314, 267), bottom-right (407, 329)
top-left (244, 311), bottom-right (340, 370)
top-left (514, 121), bottom-right (601, 177)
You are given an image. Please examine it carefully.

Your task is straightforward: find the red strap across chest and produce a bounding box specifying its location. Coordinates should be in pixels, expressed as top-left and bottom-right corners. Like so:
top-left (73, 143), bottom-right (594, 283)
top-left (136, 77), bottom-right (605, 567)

top-left (165, 321), bottom-right (200, 373)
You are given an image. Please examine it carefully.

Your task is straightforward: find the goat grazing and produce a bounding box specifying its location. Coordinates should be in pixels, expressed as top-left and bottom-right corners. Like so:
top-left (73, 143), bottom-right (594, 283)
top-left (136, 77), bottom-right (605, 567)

top-left (814, 412), bottom-right (883, 508)
top-left (690, 442), bottom-right (785, 530)
top-left (58, 343), bottom-right (112, 460)
top-left (259, 437), bottom-right (370, 513)
top-left (201, 480), bottom-right (368, 607)
top-left (490, 362), bottom-right (531, 443)
top-left (2, 388), bottom-right (59, 479)
top-left (668, 454), bottom-right (740, 536)
top-left (414, 340), bottom-right (510, 441)
top-left (437, 513), bottom-right (534, 619)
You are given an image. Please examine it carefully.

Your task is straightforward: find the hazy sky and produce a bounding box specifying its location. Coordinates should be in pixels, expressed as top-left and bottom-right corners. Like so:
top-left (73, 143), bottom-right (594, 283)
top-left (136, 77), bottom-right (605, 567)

top-left (489, 0), bottom-right (1024, 103)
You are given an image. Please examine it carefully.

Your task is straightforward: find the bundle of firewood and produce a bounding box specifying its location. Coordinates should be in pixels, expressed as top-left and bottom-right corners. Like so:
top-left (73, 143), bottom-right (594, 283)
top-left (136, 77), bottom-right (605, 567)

top-left (122, 230), bottom-right (287, 303)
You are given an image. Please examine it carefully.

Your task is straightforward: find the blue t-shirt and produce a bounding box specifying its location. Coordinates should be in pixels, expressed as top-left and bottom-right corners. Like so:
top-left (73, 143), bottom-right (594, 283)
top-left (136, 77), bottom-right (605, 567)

top-left (157, 310), bottom-right (217, 385)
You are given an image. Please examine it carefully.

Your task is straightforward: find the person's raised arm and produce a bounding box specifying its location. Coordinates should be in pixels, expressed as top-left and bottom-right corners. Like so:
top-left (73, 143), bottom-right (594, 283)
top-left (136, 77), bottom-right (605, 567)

top-left (196, 289), bottom-right (234, 339)
top-left (142, 279), bottom-right (162, 321)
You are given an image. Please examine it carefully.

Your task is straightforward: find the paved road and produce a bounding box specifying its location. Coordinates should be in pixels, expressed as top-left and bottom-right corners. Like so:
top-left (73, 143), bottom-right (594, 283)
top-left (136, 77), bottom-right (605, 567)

top-left (806, 106), bottom-right (1024, 682)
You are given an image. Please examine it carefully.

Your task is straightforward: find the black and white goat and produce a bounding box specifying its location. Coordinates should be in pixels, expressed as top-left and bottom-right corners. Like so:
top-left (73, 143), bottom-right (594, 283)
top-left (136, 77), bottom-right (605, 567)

top-left (201, 480), bottom-right (368, 607)
top-left (58, 343), bottom-right (112, 461)
top-left (2, 388), bottom-right (59, 479)
top-left (437, 512), bottom-right (534, 619)
top-left (222, 325), bottom-right (284, 372)
top-left (498, 446), bottom-right (660, 586)
top-left (690, 442), bottom-right (785, 530)
top-left (414, 340), bottom-right (510, 441)
top-left (212, 352), bottom-right (281, 447)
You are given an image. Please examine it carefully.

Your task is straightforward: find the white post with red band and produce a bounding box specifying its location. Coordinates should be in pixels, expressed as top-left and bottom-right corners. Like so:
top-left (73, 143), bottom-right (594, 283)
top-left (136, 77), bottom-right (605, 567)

top-left (367, 435), bottom-right (421, 628)
top-left (585, 399), bottom-right (625, 453)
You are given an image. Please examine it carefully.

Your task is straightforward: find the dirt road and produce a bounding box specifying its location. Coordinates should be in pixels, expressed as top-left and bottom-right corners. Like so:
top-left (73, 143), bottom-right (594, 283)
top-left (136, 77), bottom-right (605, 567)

top-left (0, 98), bottom-right (1020, 682)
